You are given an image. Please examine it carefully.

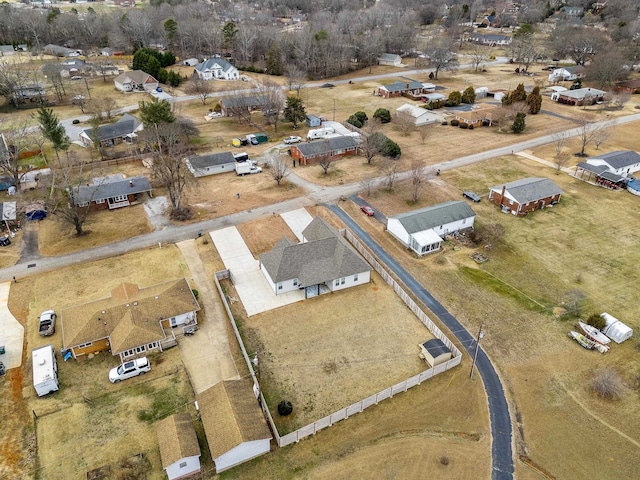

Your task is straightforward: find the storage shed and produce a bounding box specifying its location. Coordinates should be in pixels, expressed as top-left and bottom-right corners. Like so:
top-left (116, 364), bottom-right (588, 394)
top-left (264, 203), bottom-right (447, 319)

top-left (157, 413), bottom-right (201, 480)
top-left (600, 312), bottom-right (633, 344)
top-left (419, 339), bottom-right (452, 367)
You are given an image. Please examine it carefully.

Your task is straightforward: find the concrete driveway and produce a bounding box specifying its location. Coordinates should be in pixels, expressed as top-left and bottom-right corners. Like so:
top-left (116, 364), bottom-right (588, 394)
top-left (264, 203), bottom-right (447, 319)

top-left (280, 208), bottom-right (313, 241)
top-left (210, 226), bottom-right (303, 316)
top-left (0, 282), bottom-right (23, 370)
top-left (176, 240), bottom-right (239, 393)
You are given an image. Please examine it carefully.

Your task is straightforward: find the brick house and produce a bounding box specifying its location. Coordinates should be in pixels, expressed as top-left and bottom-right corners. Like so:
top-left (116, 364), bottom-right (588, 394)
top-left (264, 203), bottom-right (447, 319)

top-left (489, 177), bottom-right (563, 216)
top-left (289, 136), bottom-right (359, 165)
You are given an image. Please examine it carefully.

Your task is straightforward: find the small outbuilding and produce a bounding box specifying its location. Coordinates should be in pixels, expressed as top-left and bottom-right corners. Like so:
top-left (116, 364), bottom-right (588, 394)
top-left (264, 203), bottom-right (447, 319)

top-left (378, 53), bottom-right (402, 67)
top-left (157, 413), bottom-right (201, 480)
top-left (197, 379), bottom-right (272, 473)
top-left (396, 103), bottom-right (440, 126)
top-left (600, 313), bottom-right (633, 344)
top-left (419, 339), bottom-right (452, 367)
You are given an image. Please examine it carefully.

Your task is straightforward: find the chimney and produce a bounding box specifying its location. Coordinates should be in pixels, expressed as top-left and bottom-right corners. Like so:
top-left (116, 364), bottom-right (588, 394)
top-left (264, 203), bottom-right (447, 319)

top-left (499, 185), bottom-right (506, 208)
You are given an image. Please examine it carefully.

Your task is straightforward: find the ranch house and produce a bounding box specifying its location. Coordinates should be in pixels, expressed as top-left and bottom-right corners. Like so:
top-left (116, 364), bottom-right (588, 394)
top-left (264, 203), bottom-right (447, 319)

top-left (79, 114), bottom-right (143, 148)
top-left (489, 177), bottom-right (563, 216)
top-left (289, 136), bottom-right (359, 166)
top-left (72, 174), bottom-right (153, 211)
top-left (387, 201), bottom-right (477, 256)
top-left (185, 152), bottom-right (237, 177)
top-left (114, 70), bottom-right (159, 93)
top-left (60, 278), bottom-right (200, 362)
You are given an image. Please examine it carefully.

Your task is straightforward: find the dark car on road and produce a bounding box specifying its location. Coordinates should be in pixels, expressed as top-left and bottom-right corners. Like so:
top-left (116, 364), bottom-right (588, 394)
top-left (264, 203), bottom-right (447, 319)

top-left (463, 191), bottom-right (481, 203)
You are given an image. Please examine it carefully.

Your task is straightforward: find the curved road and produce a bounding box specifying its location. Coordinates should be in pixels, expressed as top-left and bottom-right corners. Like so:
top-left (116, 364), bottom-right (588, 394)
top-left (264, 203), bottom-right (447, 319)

top-left (327, 204), bottom-right (514, 480)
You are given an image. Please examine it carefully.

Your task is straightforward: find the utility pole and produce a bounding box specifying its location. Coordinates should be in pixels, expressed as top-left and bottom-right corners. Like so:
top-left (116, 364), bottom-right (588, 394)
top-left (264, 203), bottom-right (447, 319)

top-left (470, 325), bottom-right (485, 379)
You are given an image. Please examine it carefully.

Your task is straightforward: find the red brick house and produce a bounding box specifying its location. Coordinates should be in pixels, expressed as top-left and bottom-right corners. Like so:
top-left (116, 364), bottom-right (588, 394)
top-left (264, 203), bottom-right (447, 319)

top-left (73, 174), bottom-right (152, 211)
top-left (615, 79), bottom-right (640, 94)
top-left (488, 177), bottom-right (563, 216)
top-left (289, 136), bottom-right (359, 165)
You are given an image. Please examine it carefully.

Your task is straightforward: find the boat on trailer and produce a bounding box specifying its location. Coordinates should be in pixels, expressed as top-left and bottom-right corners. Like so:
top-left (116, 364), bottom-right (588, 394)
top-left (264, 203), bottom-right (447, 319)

top-left (578, 321), bottom-right (611, 346)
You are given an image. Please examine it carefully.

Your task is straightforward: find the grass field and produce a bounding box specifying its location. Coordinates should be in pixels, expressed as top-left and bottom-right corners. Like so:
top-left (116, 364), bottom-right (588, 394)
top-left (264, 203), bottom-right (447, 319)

top-left (343, 150), bottom-right (640, 479)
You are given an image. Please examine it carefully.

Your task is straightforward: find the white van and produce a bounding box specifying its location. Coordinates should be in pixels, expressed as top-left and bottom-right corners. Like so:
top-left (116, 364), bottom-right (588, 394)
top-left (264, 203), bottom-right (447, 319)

top-left (109, 357), bottom-right (151, 383)
top-left (32, 344), bottom-right (59, 397)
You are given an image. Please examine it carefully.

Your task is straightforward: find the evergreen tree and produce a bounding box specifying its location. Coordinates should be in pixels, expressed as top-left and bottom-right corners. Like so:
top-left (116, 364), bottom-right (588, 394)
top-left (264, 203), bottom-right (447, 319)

top-left (161, 51), bottom-right (176, 68)
top-left (373, 108), bottom-right (391, 123)
top-left (265, 44), bottom-right (283, 76)
top-left (511, 112), bottom-right (526, 133)
top-left (462, 86), bottom-right (476, 104)
top-left (526, 86), bottom-right (543, 114)
top-left (504, 83), bottom-right (527, 105)
top-left (139, 98), bottom-right (175, 128)
top-left (447, 91), bottom-right (462, 106)
top-left (36, 107), bottom-right (69, 162)
top-left (282, 96), bottom-right (307, 128)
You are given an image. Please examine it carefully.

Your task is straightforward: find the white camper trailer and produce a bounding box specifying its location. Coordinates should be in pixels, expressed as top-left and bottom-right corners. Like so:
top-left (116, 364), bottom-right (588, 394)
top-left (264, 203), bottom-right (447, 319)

top-left (32, 344), bottom-right (59, 397)
top-left (600, 313), bottom-right (633, 344)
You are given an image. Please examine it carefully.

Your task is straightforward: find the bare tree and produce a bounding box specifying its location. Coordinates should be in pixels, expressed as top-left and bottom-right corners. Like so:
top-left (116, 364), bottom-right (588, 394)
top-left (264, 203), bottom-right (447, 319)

top-left (417, 125), bottom-right (430, 144)
top-left (593, 127), bottom-right (611, 150)
top-left (483, 223), bottom-right (506, 247)
top-left (469, 43), bottom-right (490, 72)
top-left (380, 159), bottom-right (400, 191)
top-left (394, 111), bottom-right (415, 137)
top-left (45, 152), bottom-right (101, 236)
top-left (361, 122), bottom-right (384, 165)
top-left (266, 153), bottom-right (289, 186)
top-left (285, 64), bottom-right (306, 95)
top-left (140, 123), bottom-right (192, 214)
top-left (423, 37), bottom-right (458, 80)
top-left (360, 177), bottom-right (377, 197)
top-left (551, 130), bottom-right (570, 173)
top-left (185, 77), bottom-right (214, 105)
top-left (1, 121), bottom-right (34, 188)
top-left (87, 96), bottom-right (117, 121)
top-left (316, 154), bottom-right (334, 175)
top-left (409, 161), bottom-right (428, 203)
top-left (257, 80), bottom-right (285, 133)
top-left (576, 117), bottom-right (599, 156)
top-left (590, 368), bottom-right (625, 400)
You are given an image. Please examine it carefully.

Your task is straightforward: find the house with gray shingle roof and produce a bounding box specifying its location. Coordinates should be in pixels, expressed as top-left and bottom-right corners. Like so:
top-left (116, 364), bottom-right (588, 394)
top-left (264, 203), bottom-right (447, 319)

top-left (259, 217), bottom-right (371, 298)
top-left (73, 173), bottom-right (152, 210)
top-left (185, 151), bottom-right (237, 177)
top-left (377, 80), bottom-right (427, 99)
top-left (79, 114), bottom-right (143, 148)
top-left (489, 177), bottom-right (562, 216)
top-left (194, 56), bottom-right (239, 80)
top-left (219, 95), bottom-right (268, 117)
top-left (386, 201), bottom-right (476, 256)
top-left (585, 150), bottom-right (640, 177)
top-left (114, 70), bottom-right (159, 93)
top-left (289, 136), bottom-right (359, 165)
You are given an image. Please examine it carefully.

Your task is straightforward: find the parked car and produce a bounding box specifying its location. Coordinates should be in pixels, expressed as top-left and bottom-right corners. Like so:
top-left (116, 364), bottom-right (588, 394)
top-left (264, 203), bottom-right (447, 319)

top-left (38, 310), bottom-right (56, 337)
top-left (283, 135), bottom-right (302, 144)
top-left (463, 191), bottom-right (481, 202)
top-left (109, 357), bottom-right (151, 383)
top-left (72, 119), bottom-right (80, 125)
top-left (71, 76), bottom-right (82, 81)
top-left (360, 205), bottom-right (375, 216)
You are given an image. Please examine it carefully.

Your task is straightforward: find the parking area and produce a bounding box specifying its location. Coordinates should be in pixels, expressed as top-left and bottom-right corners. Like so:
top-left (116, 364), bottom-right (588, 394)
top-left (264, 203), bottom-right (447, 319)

top-left (280, 208), bottom-right (314, 241)
top-left (0, 282), bottom-right (24, 369)
top-left (210, 226), bottom-right (304, 316)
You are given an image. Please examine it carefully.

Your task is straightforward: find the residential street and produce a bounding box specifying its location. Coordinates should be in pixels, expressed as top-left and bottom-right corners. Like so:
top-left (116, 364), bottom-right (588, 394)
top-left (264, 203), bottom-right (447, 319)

top-left (327, 204), bottom-right (514, 480)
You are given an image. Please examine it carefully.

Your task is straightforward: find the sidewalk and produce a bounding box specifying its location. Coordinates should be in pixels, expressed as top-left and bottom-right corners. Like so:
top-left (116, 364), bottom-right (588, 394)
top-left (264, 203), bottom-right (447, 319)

top-left (176, 240), bottom-right (239, 394)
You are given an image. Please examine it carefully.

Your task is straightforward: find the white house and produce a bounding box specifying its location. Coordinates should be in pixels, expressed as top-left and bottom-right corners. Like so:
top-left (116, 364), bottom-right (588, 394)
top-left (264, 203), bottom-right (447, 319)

top-left (198, 379), bottom-right (272, 473)
top-left (548, 66), bottom-right (586, 82)
top-left (157, 413), bottom-right (201, 480)
top-left (378, 53), bottom-right (402, 66)
top-left (194, 57), bottom-right (239, 80)
top-left (259, 216), bottom-right (371, 298)
top-left (185, 151), bottom-right (237, 177)
top-left (387, 201), bottom-right (476, 256)
top-left (585, 150), bottom-right (640, 178)
top-left (114, 70), bottom-right (159, 93)
top-left (396, 103), bottom-right (441, 126)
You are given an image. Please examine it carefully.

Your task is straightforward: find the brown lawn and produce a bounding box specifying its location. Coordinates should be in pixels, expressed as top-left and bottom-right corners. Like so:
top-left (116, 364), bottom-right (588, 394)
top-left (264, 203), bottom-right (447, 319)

top-left (343, 154), bottom-right (640, 479)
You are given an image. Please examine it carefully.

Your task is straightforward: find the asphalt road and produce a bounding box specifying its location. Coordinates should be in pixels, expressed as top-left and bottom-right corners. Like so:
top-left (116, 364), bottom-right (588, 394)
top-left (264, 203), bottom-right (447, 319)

top-left (327, 204), bottom-right (514, 480)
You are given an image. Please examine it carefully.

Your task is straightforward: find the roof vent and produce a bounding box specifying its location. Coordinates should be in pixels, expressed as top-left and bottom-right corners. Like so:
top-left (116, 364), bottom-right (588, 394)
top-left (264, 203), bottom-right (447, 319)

top-left (125, 303), bottom-right (130, 307)
top-left (133, 301), bottom-right (138, 306)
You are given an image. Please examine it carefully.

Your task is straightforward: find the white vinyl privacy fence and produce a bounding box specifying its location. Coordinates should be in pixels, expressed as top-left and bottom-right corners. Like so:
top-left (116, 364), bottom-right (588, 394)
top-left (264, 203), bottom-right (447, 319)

top-left (214, 227), bottom-right (462, 448)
